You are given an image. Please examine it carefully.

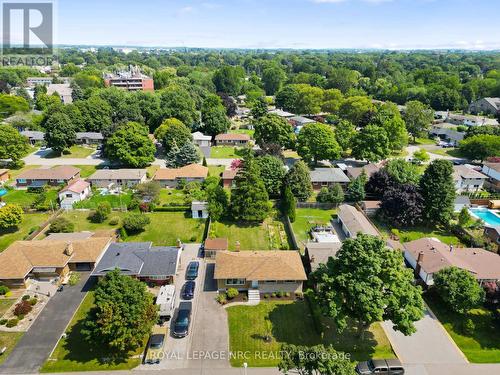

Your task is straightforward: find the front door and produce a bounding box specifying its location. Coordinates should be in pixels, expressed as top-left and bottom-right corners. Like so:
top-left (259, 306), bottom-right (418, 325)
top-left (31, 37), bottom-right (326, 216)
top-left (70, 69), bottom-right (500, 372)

top-left (251, 280), bottom-right (258, 289)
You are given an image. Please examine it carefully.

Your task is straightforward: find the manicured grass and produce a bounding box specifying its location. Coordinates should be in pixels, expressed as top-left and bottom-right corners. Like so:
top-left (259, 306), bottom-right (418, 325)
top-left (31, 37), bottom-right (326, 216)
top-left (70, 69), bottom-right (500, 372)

top-left (428, 148), bottom-right (463, 158)
top-left (146, 165), bottom-right (159, 179)
top-left (46, 146), bottom-right (96, 159)
top-left (208, 165), bottom-right (226, 177)
top-left (412, 137), bottom-right (437, 145)
top-left (41, 292), bottom-right (142, 372)
top-left (73, 191), bottom-right (132, 209)
top-left (0, 332), bottom-right (24, 366)
top-left (229, 128), bottom-right (254, 137)
top-left (227, 301), bottom-right (394, 367)
top-left (373, 218), bottom-right (462, 246)
top-left (58, 211), bottom-right (125, 232)
top-left (291, 208), bottom-right (336, 248)
top-left (210, 146), bottom-right (245, 159)
top-left (0, 298), bottom-right (16, 316)
top-left (210, 216), bottom-right (290, 250)
top-left (73, 165), bottom-right (97, 178)
top-left (425, 291), bottom-right (500, 363)
top-left (158, 189), bottom-right (187, 206)
top-left (2, 188), bottom-right (58, 209)
top-left (0, 212), bottom-right (50, 251)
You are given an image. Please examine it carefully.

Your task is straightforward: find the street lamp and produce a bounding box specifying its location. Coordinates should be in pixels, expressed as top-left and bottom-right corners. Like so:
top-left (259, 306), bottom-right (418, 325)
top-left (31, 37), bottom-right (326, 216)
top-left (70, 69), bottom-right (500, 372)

top-left (243, 362), bottom-right (247, 375)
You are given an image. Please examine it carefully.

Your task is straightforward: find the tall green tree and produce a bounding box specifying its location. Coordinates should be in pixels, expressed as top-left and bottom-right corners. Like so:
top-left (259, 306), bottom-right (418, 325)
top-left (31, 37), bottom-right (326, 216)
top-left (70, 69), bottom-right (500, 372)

top-left (83, 269), bottom-right (157, 353)
top-left (160, 86), bottom-right (198, 127)
top-left (459, 134), bottom-right (500, 162)
top-left (385, 158), bottom-right (420, 185)
top-left (44, 112), bottom-right (77, 155)
top-left (338, 96), bottom-right (374, 125)
top-left (334, 119), bottom-right (356, 152)
top-left (212, 65), bottom-right (244, 96)
top-left (403, 100), bottom-right (434, 143)
top-left (419, 160), bottom-right (455, 225)
top-left (164, 140), bottom-right (200, 168)
top-left (105, 122), bottom-right (156, 168)
top-left (254, 114), bottom-right (295, 149)
top-left (0, 204), bottom-right (23, 230)
top-left (285, 160), bottom-right (313, 202)
top-left (201, 94), bottom-right (230, 136)
top-left (294, 84), bottom-right (324, 114)
top-left (434, 267), bottom-right (485, 314)
top-left (351, 125), bottom-right (390, 162)
top-left (207, 184), bottom-right (229, 221)
top-left (346, 174), bottom-right (366, 203)
top-left (154, 118), bottom-right (191, 152)
top-left (75, 96), bottom-right (112, 132)
top-left (255, 155), bottom-right (286, 197)
top-left (262, 66), bottom-right (286, 95)
top-left (230, 157), bottom-right (270, 222)
top-left (250, 97), bottom-right (268, 119)
top-left (297, 123), bottom-right (341, 164)
top-left (311, 234), bottom-right (424, 337)
top-left (0, 125), bottom-right (31, 164)
top-left (275, 85), bottom-right (299, 113)
top-left (0, 94), bottom-right (29, 118)
top-left (281, 185), bottom-right (296, 222)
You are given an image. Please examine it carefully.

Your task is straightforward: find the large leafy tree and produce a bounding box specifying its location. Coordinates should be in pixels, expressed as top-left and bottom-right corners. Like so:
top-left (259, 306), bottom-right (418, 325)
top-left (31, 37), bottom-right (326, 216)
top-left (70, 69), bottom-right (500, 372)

top-left (334, 119), bottom-right (356, 152)
top-left (207, 184), bottom-right (229, 221)
top-left (285, 160), bottom-right (313, 201)
top-left (403, 100), bottom-right (434, 142)
top-left (44, 112), bottom-right (77, 155)
top-left (338, 96), bottom-right (374, 125)
top-left (275, 85), bottom-right (299, 113)
top-left (262, 66), bottom-right (286, 95)
top-left (434, 267), bottom-right (485, 314)
top-left (459, 134), bottom-right (500, 162)
top-left (281, 185), bottom-right (296, 222)
top-left (75, 96), bottom-right (112, 132)
top-left (255, 155), bottom-right (286, 197)
top-left (316, 183), bottom-right (344, 205)
top-left (294, 84), bottom-right (324, 114)
top-left (83, 269), bottom-right (157, 353)
top-left (0, 204), bottom-right (23, 230)
top-left (351, 125), bottom-right (390, 162)
top-left (250, 97), bottom-right (268, 119)
top-left (380, 184), bottom-right (424, 227)
top-left (0, 94), bottom-right (29, 118)
top-left (212, 65), bottom-right (244, 96)
top-left (201, 94), bottom-right (230, 136)
top-left (254, 114), bottom-right (295, 149)
top-left (346, 174), bottom-right (366, 203)
top-left (159, 86), bottom-right (198, 127)
top-left (230, 157), bottom-right (270, 222)
top-left (385, 159), bottom-right (421, 185)
top-left (0, 125), bottom-right (30, 163)
top-left (105, 122), bottom-right (156, 168)
top-left (311, 234), bottom-right (424, 336)
top-left (154, 118), bottom-right (191, 152)
top-left (279, 344), bottom-right (356, 375)
top-left (297, 123), bottom-right (341, 164)
top-left (419, 159), bottom-right (455, 225)
top-left (366, 169), bottom-right (396, 198)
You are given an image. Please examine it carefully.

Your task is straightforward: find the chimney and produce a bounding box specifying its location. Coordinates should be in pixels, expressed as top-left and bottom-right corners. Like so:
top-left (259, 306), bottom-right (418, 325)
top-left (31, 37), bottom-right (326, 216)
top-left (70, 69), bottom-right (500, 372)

top-left (64, 242), bottom-right (74, 256)
top-left (414, 251), bottom-right (424, 278)
top-left (235, 241), bottom-right (240, 252)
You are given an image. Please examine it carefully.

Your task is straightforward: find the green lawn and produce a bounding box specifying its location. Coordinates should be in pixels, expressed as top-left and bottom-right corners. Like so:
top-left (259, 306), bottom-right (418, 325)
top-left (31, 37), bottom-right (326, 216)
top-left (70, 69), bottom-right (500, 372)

top-left (210, 146), bottom-right (245, 159)
top-left (227, 301), bottom-right (394, 367)
top-left (0, 332), bottom-right (24, 366)
top-left (425, 291), bottom-right (500, 363)
top-left (373, 218), bottom-right (462, 246)
top-left (41, 292), bottom-right (142, 372)
top-left (58, 211), bottom-right (125, 233)
top-left (46, 146), bottom-right (96, 159)
top-left (73, 191), bottom-right (132, 209)
top-left (208, 165), bottom-right (226, 178)
top-left (291, 208), bottom-right (336, 248)
top-left (2, 188), bottom-right (58, 209)
top-left (210, 216), bottom-right (290, 250)
top-left (428, 148), bottom-right (463, 158)
top-left (229, 128), bottom-right (255, 137)
top-left (412, 137), bottom-right (437, 145)
top-left (0, 213), bottom-right (50, 251)
top-left (158, 189), bottom-right (187, 206)
top-left (0, 298), bottom-right (16, 316)
top-left (73, 165), bottom-right (97, 178)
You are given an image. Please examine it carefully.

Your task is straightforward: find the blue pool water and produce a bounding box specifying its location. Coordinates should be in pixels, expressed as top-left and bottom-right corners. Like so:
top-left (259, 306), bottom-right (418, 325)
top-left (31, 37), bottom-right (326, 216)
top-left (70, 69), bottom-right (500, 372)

top-left (0, 189), bottom-right (7, 197)
top-left (469, 208), bottom-right (500, 227)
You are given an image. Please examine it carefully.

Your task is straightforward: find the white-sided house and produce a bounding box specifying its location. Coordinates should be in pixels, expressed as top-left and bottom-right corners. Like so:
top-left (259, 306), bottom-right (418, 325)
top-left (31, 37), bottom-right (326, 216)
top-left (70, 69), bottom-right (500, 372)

top-left (87, 169), bottom-right (147, 188)
top-left (191, 201), bottom-right (208, 219)
top-left (192, 132), bottom-right (212, 147)
top-left (453, 165), bottom-right (488, 193)
top-left (58, 179), bottom-right (91, 209)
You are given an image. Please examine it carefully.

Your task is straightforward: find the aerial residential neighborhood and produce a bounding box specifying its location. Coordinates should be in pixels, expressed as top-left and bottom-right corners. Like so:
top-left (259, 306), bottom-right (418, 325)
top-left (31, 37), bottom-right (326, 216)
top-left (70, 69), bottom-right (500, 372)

top-left (0, 1), bottom-right (499, 375)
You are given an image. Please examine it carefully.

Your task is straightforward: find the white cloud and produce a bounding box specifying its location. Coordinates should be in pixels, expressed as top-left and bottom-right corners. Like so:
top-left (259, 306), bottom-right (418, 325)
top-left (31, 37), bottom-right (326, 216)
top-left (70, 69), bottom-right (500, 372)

top-left (178, 6), bottom-right (194, 14)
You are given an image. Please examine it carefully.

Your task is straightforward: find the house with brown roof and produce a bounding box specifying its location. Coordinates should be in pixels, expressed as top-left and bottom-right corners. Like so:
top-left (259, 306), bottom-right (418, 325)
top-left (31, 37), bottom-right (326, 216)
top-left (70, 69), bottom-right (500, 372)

top-left (403, 237), bottom-right (500, 286)
top-left (214, 133), bottom-right (251, 146)
top-left (204, 238), bottom-right (228, 259)
top-left (0, 237), bottom-right (113, 288)
top-left (337, 204), bottom-right (378, 238)
top-left (222, 168), bottom-right (238, 188)
top-left (15, 166), bottom-right (80, 188)
top-left (58, 179), bottom-right (91, 209)
top-left (304, 242), bottom-right (342, 273)
top-left (87, 169), bottom-right (147, 188)
top-left (214, 251), bottom-right (307, 300)
top-left (346, 163), bottom-right (380, 181)
top-left (153, 164), bottom-right (209, 188)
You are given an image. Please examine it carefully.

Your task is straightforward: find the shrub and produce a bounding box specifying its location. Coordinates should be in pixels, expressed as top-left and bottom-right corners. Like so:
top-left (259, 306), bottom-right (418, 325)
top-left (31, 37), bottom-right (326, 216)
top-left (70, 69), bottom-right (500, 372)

top-left (463, 318), bottom-right (475, 335)
top-left (271, 292), bottom-right (277, 298)
top-left (0, 319), bottom-right (7, 325)
top-left (153, 206), bottom-right (190, 212)
top-left (14, 300), bottom-right (32, 316)
top-left (0, 285), bottom-right (9, 295)
top-left (29, 298), bottom-right (37, 306)
top-left (127, 197), bottom-right (141, 211)
top-left (109, 217), bottom-right (120, 225)
top-left (216, 293), bottom-right (227, 305)
top-left (68, 273), bottom-right (80, 286)
top-left (285, 292), bottom-right (290, 297)
top-left (295, 291), bottom-right (303, 299)
top-left (122, 213), bottom-right (150, 234)
top-left (118, 226), bottom-right (128, 239)
top-left (277, 290), bottom-right (285, 298)
top-left (263, 293), bottom-right (269, 299)
top-left (305, 290), bottom-right (324, 336)
top-left (27, 186), bottom-right (44, 194)
top-left (243, 296), bottom-right (247, 301)
top-left (17, 314), bottom-right (25, 320)
top-left (90, 202), bottom-right (112, 223)
top-left (6, 318), bottom-right (18, 328)
top-left (48, 217), bottom-right (74, 233)
top-left (226, 288), bottom-right (239, 299)
top-left (21, 295), bottom-right (30, 301)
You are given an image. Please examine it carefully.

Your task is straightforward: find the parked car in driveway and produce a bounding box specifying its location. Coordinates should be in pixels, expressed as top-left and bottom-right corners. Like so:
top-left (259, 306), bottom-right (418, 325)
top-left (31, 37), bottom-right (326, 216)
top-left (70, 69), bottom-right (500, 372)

top-left (356, 359), bottom-right (404, 375)
top-left (144, 325), bottom-right (168, 364)
top-left (173, 301), bottom-right (192, 338)
top-left (185, 261), bottom-right (199, 280)
top-left (182, 281), bottom-right (195, 300)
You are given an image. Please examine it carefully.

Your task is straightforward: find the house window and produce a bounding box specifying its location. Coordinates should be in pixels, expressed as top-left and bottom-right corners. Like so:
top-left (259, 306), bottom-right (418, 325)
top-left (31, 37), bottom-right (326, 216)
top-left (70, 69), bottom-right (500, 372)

top-left (148, 275), bottom-right (168, 280)
top-left (226, 278), bottom-right (246, 285)
top-left (18, 178), bottom-right (26, 183)
top-left (264, 280), bottom-right (277, 284)
top-left (66, 193), bottom-right (72, 198)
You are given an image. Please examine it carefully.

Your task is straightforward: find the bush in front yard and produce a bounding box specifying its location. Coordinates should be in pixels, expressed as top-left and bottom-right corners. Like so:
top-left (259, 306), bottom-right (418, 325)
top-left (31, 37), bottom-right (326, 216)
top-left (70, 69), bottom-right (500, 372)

top-left (29, 298), bottom-right (37, 306)
top-left (216, 293), bottom-right (227, 305)
top-left (6, 318), bottom-right (18, 328)
top-left (21, 295), bottom-right (30, 301)
top-left (0, 319), bottom-right (7, 325)
top-left (14, 300), bottom-right (32, 316)
top-left (0, 285), bottom-right (9, 295)
top-left (226, 288), bottom-right (239, 300)
top-left (109, 216), bottom-right (120, 226)
top-left (462, 318), bottom-right (476, 335)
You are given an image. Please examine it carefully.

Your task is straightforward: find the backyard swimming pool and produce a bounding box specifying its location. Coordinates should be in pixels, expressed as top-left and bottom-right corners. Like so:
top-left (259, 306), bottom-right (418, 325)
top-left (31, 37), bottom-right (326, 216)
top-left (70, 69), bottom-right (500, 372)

top-left (469, 208), bottom-right (500, 227)
top-left (0, 188), bottom-right (7, 197)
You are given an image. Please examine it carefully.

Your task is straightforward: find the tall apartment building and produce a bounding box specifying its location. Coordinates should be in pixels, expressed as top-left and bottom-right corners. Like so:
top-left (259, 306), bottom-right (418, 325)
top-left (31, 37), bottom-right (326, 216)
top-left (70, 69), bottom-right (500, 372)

top-left (103, 65), bottom-right (154, 91)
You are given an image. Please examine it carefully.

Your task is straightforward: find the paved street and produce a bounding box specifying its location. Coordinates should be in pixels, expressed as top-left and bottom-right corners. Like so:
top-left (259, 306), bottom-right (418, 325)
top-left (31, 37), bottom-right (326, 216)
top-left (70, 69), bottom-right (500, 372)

top-left (0, 273), bottom-right (92, 374)
top-left (382, 307), bottom-right (467, 365)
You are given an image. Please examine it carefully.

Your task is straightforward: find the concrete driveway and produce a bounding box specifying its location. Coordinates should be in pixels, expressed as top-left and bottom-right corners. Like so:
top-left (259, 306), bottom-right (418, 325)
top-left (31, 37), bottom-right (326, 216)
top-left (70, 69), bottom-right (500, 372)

top-left (0, 273), bottom-right (92, 374)
top-left (382, 307), bottom-right (467, 365)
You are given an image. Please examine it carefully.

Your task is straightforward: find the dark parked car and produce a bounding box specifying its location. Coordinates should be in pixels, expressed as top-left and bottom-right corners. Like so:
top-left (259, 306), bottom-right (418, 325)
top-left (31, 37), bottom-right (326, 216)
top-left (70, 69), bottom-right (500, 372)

top-left (185, 261), bottom-right (199, 280)
top-left (356, 359), bottom-right (404, 375)
top-left (182, 281), bottom-right (195, 300)
top-left (173, 302), bottom-right (192, 338)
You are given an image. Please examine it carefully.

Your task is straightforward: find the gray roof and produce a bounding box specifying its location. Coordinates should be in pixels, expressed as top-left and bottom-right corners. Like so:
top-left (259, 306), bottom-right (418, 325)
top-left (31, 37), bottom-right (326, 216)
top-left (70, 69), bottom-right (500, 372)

top-left (483, 97), bottom-right (500, 110)
top-left (337, 204), bottom-right (379, 238)
top-left (310, 168), bottom-right (350, 183)
top-left (289, 116), bottom-right (315, 125)
top-left (92, 242), bottom-right (180, 277)
top-left (306, 242), bottom-right (342, 272)
top-left (20, 130), bottom-right (45, 140)
top-left (76, 132), bottom-right (104, 140)
top-left (455, 195), bottom-right (471, 205)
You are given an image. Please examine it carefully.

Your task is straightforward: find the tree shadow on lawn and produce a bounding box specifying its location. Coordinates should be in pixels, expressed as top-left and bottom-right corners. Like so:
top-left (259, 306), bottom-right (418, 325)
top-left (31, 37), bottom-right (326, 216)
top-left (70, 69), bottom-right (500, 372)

top-left (267, 302), bottom-right (379, 360)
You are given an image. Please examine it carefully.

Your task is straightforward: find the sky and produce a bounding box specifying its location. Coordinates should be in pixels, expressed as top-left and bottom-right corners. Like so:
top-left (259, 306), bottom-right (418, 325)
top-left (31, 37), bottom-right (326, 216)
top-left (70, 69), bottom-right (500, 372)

top-left (12, 0), bottom-right (500, 50)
